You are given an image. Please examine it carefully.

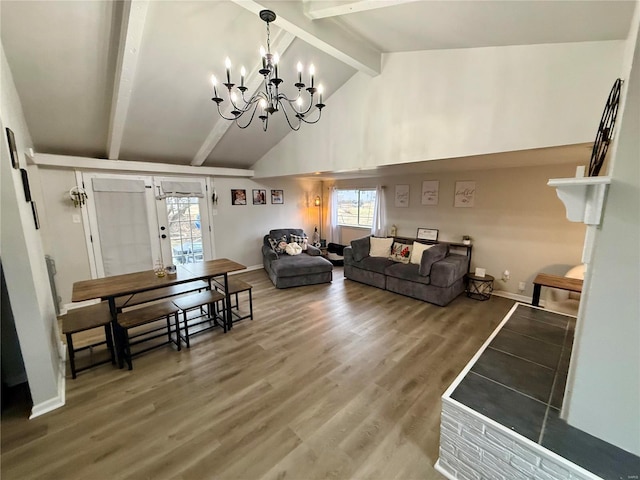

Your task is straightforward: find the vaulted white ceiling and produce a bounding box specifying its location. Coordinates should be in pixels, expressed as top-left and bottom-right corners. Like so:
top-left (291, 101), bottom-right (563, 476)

top-left (0, 0), bottom-right (635, 172)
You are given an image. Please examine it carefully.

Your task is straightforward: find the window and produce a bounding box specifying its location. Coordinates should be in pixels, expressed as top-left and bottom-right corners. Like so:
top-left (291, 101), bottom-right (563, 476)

top-left (336, 189), bottom-right (376, 227)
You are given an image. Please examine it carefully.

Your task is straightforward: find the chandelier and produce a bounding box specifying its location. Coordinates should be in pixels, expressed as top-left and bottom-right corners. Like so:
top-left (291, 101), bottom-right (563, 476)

top-left (210, 10), bottom-right (325, 131)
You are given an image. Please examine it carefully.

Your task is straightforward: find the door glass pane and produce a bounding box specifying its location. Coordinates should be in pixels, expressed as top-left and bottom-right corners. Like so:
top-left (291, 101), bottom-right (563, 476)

top-left (166, 196), bottom-right (203, 264)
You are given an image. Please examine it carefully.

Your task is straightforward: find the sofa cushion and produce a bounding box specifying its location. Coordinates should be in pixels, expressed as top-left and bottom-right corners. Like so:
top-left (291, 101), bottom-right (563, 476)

top-left (430, 254), bottom-right (468, 287)
top-left (384, 262), bottom-right (431, 285)
top-left (270, 254), bottom-right (333, 278)
top-left (410, 242), bottom-right (433, 265)
top-left (269, 228), bottom-right (303, 243)
top-left (369, 237), bottom-right (393, 257)
top-left (351, 256), bottom-right (394, 275)
top-left (419, 243), bottom-right (449, 276)
top-left (389, 242), bottom-right (412, 264)
top-left (351, 236), bottom-right (371, 262)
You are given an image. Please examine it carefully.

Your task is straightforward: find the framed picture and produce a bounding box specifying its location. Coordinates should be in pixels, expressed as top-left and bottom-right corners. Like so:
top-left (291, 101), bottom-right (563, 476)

top-left (231, 189), bottom-right (247, 205)
top-left (421, 180), bottom-right (439, 206)
top-left (455, 181), bottom-right (476, 207)
top-left (20, 168), bottom-right (31, 202)
top-left (394, 184), bottom-right (409, 208)
top-left (30, 201), bottom-right (40, 229)
top-left (271, 189), bottom-right (284, 204)
top-left (6, 127), bottom-right (19, 169)
top-left (417, 228), bottom-right (438, 242)
top-left (252, 189), bottom-right (267, 205)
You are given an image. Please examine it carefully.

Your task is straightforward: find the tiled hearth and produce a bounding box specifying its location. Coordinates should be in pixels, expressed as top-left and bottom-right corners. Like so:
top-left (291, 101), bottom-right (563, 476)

top-left (436, 304), bottom-right (640, 480)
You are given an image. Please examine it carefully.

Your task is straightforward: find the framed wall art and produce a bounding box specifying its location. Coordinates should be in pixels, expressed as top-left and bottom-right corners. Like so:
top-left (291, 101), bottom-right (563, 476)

top-left (454, 181), bottom-right (475, 208)
top-left (271, 189), bottom-right (284, 204)
top-left (6, 127), bottom-right (19, 169)
top-left (30, 201), bottom-right (40, 229)
top-left (20, 168), bottom-right (31, 202)
top-left (421, 180), bottom-right (439, 205)
top-left (417, 228), bottom-right (439, 242)
top-left (231, 189), bottom-right (247, 205)
top-left (394, 184), bottom-right (409, 208)
top-left (252, 189), bottom-right (267, 205)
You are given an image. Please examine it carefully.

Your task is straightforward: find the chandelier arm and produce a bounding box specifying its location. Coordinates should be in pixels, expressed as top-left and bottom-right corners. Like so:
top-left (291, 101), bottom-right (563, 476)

top-left (279, 104), bottom-right (302, 131)
top-left (277, 92), bottom-right (315, 116)
top-left (234, 103), bottom-right (261, 129)
top-left (296, 108), bottom-right (323, 125)
top-left (215, 102), bottom-right (244, 121)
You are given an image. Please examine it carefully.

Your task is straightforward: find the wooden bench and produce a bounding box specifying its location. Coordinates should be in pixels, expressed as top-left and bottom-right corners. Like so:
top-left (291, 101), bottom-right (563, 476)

top-left (217, 278), bottom-right (253, 325)
top-left (60, 302), bottom-right (115, 379)
top-left (115, 301), bottom-right (180, 370)
top-left (115, 280), bottom-right (209, 310)
top-left (532, 273), bottom-right (583, 307)
top-left (173, 290), bottom-right (226, 348)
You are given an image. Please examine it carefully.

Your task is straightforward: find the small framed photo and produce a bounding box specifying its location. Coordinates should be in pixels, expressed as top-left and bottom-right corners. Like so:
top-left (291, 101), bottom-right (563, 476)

top-left (231, 189), bottom-right (247, 205)
top-left (271, 189), bottom-right (284, 204)
top-left (252, 189), bottom-right (267, 205)
top-left (20, 168), bottom-right (32, 202)
top-left (6, 127), bottom-right (19, 169)
top-left (30, 201), bottom-right (40, 230)
top-left (416, 228), bottom-right (438, 242)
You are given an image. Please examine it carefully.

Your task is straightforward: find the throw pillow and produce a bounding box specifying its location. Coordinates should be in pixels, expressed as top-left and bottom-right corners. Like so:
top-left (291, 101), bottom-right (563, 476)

top-left (290, 233), bottom-right (307, 250)
top-left (410, 241), bottom-right (434, 265)
top-left (389, 242), bottom-right (412, 264)
top-left (285, 242), bottom-right (303, 255)
top-left (418, 243), bottom-right (449, 276)
top-left (269, 236), bottom-right (287, 254)
top-left (369, 236), bottom-right (394, 258)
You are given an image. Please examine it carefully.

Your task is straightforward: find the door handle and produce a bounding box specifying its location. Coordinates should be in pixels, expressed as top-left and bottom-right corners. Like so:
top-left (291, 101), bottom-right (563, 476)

top-left (160, 226), bottom-right (166, 231)
top-left (161, 234), bottom-right (167, 239)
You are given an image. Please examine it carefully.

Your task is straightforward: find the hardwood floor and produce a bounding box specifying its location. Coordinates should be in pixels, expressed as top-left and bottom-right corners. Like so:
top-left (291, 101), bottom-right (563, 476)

top-left (1, 267), bottom-right (514, 479)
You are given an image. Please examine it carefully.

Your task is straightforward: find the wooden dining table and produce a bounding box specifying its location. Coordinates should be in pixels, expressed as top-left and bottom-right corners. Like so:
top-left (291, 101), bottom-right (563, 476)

top-left (72, 258), bottom-right (246, 338)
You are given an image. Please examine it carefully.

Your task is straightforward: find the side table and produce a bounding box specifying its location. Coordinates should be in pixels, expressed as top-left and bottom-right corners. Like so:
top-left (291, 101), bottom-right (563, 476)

top-left (466, 273), bottom-right (494, 301)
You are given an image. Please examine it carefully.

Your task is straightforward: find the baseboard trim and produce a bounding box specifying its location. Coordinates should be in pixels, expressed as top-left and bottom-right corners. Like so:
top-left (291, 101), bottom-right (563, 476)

top-left (434, 459), bottom-right (455, 479)
top-left (231, 264), bottom-right (263, 274)
top-left (492, 289), bottom-right (545, 306)
top-left (29, 354), bottom-right (66, 419)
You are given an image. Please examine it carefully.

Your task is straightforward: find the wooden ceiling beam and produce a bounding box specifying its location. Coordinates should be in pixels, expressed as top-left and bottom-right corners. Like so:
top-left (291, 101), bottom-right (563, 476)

top-left (232, 0), bottom-right (381, 76)
top-left (107, 0), bottom-right (149, 160)
top-left (303, 0), bottom-right (420, 20)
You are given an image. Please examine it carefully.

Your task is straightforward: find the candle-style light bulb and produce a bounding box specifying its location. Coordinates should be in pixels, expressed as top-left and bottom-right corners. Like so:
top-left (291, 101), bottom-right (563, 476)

top-left (318, 84), bottom-right (324, 104)
top-left (259, 98), bottom-right (267, 115)
top-left (297, 62), bottom-right (303, 84)
top-left (225, 57), bottom-right (231, 84)
top-left (211, 74), bottom-right (218, 97)
top-left (240, 66), bottom-right (246, 88)
top-left (260, 46), bottom-right (266, 69)
top-left (296, 97), bottom-right (303, 110)
top-left (273, 53), bottom-right (279, 78)
top-left (230, 92), bottom-right (237, 104)
top-left (309, 64), bottom-right (315, 88)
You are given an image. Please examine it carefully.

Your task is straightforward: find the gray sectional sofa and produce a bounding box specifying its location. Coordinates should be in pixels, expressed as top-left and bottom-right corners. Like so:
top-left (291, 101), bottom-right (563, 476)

top-left (343, 236), bottom-right (468, 306)
top-left (262, 228), bottom-right (333, 288)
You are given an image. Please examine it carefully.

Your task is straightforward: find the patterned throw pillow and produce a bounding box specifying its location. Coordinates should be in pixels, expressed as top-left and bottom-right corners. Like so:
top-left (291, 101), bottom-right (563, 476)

top-left (268, 236), bottom-right (287, 254)
top-left (389, 242), bottom-right (412, 264)
top-left (290, 233), bottom-right (307, 244)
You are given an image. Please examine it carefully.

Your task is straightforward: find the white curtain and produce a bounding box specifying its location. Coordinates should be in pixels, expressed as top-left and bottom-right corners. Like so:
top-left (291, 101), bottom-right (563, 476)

top-left (327, 187), bottom-right (339, 243)
top-left (371, 185), bottom-right (387, 237)
top-left (92, 178), bottom-right (153, 276)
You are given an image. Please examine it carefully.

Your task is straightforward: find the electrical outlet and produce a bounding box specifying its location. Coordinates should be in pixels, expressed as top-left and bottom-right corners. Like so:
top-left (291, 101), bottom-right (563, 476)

top-left (518, 281), bottom-right (526, 291)
top-left (72, 214), bottom-right (81, 224)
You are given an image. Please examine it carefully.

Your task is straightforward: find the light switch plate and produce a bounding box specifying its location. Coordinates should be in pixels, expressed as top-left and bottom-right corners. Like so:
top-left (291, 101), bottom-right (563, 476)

top-left (72, 214), bottom-right (81, 223)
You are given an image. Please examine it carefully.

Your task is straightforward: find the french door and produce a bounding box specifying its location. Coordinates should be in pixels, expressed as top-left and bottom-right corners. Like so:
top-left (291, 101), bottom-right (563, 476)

top-left (153, 176), bottom-right (212, 267)
top-left (83, 173), bottom-right (213, 278)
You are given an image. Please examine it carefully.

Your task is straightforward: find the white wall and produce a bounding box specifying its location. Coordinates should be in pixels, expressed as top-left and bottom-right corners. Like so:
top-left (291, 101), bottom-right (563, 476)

top-left (211, 177), bottom-right (321, 269)
top-left (333, 162), bottom-right (585, 297)
top-left (253, 41), bottom-right (624, 178)
top-left (565, 11), bottom-right (640, 455)
top-left (0, 43), bottom-right (62, 413)
top-left (34, 166), bottom-right (321, 306)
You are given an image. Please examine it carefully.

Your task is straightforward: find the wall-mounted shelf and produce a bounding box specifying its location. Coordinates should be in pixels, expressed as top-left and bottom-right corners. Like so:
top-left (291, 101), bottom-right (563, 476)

top-left (548, 176), bottom-right (611, 226)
